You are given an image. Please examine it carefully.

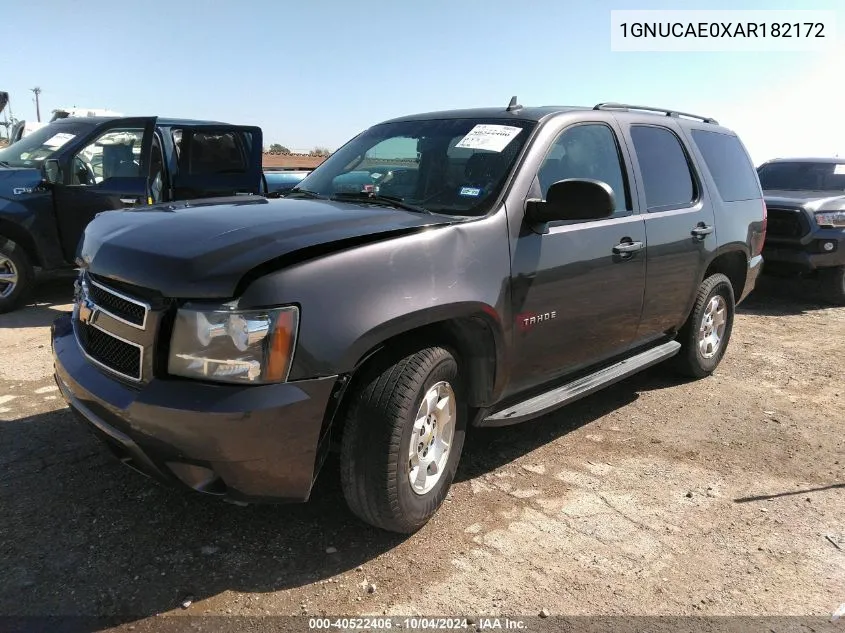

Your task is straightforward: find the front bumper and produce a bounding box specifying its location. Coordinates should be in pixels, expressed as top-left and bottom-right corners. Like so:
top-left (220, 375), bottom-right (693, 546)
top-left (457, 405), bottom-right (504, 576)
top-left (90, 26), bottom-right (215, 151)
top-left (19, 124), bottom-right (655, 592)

top-left (762, 228), bottom-right (845, 273)
top-left (51, 313), bottom-right (339, 503)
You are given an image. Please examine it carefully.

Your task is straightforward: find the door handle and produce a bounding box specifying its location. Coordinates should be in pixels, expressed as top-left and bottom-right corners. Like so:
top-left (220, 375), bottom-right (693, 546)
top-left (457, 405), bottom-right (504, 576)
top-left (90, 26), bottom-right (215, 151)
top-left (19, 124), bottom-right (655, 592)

top-left (119, 197), bottom-right (139, 205)
top-left (612, 240), bottom-right (644, 254)
top-left (691, 224), bottom-right (714, 239)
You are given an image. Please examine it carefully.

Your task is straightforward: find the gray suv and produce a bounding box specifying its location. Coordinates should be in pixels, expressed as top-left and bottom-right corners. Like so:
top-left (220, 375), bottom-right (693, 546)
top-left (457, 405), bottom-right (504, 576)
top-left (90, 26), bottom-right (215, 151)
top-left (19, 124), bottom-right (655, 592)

top-left (52, 100), bottom-right (766, 533)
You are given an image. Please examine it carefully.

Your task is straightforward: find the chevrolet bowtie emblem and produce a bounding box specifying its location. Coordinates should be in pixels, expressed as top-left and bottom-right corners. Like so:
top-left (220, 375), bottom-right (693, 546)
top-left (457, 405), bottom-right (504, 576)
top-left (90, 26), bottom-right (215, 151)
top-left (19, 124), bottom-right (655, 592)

top-left (78, 301), bottom-right (96, 324)
top-left (76, 283), bottom-right (98, 325)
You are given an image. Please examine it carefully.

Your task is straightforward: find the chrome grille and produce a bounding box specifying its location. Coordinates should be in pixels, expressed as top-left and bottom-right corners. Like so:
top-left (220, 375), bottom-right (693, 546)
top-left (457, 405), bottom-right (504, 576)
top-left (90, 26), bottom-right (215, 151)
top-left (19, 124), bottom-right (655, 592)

top-left (75, 321), bottom-right (143, 380)
top-left (86, 275), bottom-right (149, 328)
top-left (73, 272), bottom-right (151, 383)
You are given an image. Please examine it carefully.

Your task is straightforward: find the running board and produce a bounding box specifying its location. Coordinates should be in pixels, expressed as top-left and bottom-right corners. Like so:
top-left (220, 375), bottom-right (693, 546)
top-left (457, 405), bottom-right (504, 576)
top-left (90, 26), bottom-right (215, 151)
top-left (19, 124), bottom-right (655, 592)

top-left (480, 340), bottom-right (681, 427)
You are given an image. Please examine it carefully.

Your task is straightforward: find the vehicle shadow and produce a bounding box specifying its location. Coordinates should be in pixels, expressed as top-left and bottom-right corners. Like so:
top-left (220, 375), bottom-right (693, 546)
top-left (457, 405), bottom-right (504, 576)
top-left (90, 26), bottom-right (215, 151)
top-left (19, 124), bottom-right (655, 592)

top-left (0, 273), bottom-right (74, 329)
top-left (456, 364), bottom-right (686, 482)
top-left (0, 364), bottom-right (687, 623)
top-left (738, 274), bottom-right (835, 317)
top-left (0, 406), bottom-right (405, 621)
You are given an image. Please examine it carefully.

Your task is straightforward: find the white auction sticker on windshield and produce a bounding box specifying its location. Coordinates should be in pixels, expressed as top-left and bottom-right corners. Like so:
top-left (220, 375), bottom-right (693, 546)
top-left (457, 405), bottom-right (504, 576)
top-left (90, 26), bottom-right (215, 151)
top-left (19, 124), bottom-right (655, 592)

top-left (834, 164), bottom-right (845, 175)
top-left (454, 125), bottom-right (522, 153)
top-left (44, 133), bottom-right (75, 148)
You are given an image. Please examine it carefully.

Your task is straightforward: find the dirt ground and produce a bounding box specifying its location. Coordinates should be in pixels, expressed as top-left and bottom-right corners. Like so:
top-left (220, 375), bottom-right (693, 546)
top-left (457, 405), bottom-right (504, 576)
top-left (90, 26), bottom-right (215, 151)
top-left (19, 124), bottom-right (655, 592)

top-left (0, 273), bottom-right (843, 628)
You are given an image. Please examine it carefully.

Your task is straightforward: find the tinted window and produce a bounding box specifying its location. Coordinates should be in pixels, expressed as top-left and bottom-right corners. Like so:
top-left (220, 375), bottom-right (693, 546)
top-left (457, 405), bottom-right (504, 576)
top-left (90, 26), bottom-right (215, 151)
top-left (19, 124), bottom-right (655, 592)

top-left (190, 132), bottom-right (246, 174)
top-left (630, 125), bottom-right (695, 211)
top-left (757, 161), bottom-right (845, 192)
top-left (691, 129), bottom-right (760, 201)
top-left (174, 130), bottom-right (248, 175)
top-left (537, 123), bottom-right (630, 215)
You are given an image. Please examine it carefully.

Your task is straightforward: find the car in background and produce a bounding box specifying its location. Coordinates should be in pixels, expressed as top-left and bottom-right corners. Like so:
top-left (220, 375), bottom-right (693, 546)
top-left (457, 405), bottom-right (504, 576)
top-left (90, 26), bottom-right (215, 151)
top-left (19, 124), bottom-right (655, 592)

top-left (9, 107), bottom-right (126, 144)
top-left (0, 115), bottom-right (265, 312)
top-left (263, 169), bottom-right (312, 197)
top-left (757, 157), bottom-right (845, 304)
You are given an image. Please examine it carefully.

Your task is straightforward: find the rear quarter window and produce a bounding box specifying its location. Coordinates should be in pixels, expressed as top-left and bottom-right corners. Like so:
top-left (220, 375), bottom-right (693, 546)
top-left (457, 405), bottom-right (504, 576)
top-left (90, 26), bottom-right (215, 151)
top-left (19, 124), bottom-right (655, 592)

top-left (690, 129), bottom-right (761, 202)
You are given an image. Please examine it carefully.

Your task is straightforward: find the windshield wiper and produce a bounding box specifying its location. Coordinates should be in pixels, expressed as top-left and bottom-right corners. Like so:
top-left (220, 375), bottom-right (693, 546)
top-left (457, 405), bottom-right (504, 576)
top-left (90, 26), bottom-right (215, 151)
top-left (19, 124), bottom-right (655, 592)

top-left (330, 192), bottom-right (431, 214)
top-left (0, 160), bottom-right (11, 168)
top-left (285, 188), bottom-right (328, 199)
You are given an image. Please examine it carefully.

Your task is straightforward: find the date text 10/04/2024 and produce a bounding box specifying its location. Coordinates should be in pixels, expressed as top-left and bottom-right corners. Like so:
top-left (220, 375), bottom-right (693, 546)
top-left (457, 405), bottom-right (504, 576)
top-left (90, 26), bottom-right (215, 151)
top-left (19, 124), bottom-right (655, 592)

top-left (308, 617), bottom-right (528, 629)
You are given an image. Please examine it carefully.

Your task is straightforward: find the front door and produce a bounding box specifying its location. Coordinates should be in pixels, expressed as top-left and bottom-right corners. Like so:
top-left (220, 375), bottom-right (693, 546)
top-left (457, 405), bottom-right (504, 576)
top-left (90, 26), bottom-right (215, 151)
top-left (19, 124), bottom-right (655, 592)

top-left (169, 125), bottom-right (263, 199)
top-left (51, 117), bottom-right (157, 262)
top-left (507, 121), bottom-right (647, 396)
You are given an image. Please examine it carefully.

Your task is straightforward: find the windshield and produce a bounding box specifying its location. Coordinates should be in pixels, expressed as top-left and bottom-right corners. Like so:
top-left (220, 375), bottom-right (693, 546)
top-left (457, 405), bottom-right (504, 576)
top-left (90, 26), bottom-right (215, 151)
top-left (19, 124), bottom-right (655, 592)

top-left (293, 118), bottom-right (537, 215)
top-left (0, 121), bottom-right (92, 168)
top-left (757, 161), bottom-right (845, 192)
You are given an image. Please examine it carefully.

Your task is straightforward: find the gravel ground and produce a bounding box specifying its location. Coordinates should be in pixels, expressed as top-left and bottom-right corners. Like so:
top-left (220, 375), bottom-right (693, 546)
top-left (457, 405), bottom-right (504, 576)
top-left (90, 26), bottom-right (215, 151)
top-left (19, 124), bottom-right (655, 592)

top-left (0, 273), bottom-right (843, 628)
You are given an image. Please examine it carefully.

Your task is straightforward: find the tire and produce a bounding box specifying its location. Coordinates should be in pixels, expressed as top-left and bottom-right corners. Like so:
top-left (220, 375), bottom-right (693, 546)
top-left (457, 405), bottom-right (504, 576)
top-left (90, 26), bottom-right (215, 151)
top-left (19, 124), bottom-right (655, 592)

top-left (820, 266), bottom-right (845, 306)
top-left (671, 273), bottom-right (735, 379)
top-left (340, 346), bottom-right (467, 534)
top-left (0, 237), bottom-right (35, 315)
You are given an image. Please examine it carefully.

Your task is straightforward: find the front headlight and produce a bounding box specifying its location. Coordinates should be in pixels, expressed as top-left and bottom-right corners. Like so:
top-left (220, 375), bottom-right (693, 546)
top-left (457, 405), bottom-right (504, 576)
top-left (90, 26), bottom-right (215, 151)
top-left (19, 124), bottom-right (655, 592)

top-left (815, 210), bottom-right (845, 228)
top-left (168, 304), bottom-right (299, 384)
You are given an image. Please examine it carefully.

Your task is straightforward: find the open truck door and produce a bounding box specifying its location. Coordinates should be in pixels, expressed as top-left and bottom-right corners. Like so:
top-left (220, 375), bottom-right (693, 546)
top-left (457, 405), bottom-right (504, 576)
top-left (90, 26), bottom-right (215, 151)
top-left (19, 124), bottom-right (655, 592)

top-left (45, 117), bottom-right (157, 262)
top-left (170, 125), bottom-right (263, 199)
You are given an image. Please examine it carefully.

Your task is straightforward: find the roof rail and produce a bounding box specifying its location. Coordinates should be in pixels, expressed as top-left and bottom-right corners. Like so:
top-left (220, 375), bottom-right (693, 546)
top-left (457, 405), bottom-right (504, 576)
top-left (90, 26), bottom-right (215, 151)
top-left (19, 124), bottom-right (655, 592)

top-left (593, 102), bottom-right (718, 124)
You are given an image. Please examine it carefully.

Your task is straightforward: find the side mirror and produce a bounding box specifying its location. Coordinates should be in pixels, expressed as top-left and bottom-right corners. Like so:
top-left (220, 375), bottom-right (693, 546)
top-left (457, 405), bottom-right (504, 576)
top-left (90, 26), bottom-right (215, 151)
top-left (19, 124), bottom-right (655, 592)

top-left (43, 159), bottom-right (62, 185)
top-left (525, 178), bottom-right (615, 226)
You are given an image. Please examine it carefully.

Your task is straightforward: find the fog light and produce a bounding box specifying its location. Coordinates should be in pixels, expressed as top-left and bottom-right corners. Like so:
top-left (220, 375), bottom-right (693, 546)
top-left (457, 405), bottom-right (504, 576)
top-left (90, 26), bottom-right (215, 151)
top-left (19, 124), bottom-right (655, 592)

top-left (822, 241), bottom-right (835, 252)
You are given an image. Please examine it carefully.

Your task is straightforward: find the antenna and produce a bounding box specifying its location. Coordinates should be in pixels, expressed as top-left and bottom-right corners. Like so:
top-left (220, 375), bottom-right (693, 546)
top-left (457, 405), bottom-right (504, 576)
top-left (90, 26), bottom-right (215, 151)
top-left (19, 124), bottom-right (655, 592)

top-left (506, 95), bottom-right (522, 112)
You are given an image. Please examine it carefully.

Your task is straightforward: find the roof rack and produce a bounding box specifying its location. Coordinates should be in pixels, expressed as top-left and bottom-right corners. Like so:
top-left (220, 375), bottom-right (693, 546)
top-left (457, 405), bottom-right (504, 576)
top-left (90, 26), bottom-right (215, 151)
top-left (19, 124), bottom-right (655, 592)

top-left (593, 102), bottom-right (718, 125)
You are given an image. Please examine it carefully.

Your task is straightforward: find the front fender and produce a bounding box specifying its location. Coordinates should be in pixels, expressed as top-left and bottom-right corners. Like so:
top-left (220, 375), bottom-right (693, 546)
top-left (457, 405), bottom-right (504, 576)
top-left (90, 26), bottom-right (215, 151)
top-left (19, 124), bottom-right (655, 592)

top-left (237, 213), bottom-right (513, 384)
top-left (0, 192), bottom-right (64, 269)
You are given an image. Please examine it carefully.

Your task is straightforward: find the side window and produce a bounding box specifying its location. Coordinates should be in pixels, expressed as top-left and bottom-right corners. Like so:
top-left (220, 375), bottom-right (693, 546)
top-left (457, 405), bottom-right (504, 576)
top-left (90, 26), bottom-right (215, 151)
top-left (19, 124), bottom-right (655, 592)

top-left (690, 129), bottom-right (760, 201)
top-left (629, 125), bottom-right (696, 211)
top-left (537, 123), bottom-right (630, 215)
top-left (70, 128), bottom-right (144, 186)
top-left (184, 131), bottom-right (247, 175)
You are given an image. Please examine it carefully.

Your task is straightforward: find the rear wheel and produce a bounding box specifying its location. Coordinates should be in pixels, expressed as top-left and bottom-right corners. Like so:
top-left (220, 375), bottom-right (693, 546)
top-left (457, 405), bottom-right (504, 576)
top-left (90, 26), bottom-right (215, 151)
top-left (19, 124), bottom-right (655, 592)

top-left (340, 346), bottom-right (467, 534)
top-left (820, 266), bottom-right (845, 306)
top-left (0, 238), bottom-right (35, 314)
top-left (671, 273), bottom-right (735, 379)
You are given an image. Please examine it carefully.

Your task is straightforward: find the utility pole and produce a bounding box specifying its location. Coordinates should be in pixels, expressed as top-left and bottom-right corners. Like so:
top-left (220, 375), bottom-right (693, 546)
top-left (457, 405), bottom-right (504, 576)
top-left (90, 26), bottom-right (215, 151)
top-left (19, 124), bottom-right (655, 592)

top-left (31, 87), bottom-right (42, 122)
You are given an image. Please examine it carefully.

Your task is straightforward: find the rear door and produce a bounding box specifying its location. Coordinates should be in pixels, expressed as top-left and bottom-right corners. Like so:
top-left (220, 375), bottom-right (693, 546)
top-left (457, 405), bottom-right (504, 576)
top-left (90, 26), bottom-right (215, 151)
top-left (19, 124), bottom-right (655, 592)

top-left (170, 125), bottom-right (263, 199)
top-left (51, 117), bottom-right (157, 262)
top-left (616, 118), bottom-right (718, 340)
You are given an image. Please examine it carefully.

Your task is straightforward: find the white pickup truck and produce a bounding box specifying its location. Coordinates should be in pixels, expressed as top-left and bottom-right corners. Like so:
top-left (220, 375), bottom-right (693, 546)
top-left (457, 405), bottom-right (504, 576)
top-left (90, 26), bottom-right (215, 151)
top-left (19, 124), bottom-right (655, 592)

top-left (10, 107), bottom-right (124, 144)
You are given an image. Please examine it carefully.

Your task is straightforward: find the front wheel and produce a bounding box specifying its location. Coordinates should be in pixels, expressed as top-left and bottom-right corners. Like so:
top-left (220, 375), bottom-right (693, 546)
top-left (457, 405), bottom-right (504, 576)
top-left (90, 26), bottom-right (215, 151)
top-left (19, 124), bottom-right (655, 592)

top-left (820, 266), bottom-right (845, 306)
top-left (0, 238), bottom-right (35, 314)
top-left (671, 273), bottom-right (736, 379)
top-left (340, 346), bottom-right (467, 534)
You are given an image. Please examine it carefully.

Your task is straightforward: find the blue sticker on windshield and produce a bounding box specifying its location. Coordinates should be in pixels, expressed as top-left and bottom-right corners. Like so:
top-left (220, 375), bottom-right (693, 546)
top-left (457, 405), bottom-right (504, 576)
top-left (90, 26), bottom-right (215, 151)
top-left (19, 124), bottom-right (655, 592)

top-left (459, 187), bottom-right (482, 197)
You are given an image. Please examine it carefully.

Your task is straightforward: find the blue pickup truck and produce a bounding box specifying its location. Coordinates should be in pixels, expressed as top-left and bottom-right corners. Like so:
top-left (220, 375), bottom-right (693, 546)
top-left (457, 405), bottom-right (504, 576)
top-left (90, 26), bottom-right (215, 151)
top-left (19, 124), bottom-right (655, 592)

top-left (0, 115), bottom-right (309, 312)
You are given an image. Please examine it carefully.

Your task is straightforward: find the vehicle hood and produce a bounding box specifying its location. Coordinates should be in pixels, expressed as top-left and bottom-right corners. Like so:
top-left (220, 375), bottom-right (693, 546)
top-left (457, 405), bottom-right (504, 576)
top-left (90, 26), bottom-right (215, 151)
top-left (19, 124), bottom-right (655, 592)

top-left (0, 168), bottom-right (45, 203)
top-left (80, 196), bottom-right (462, 298)
top-left (763, 190), bottom-right (845, 212)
